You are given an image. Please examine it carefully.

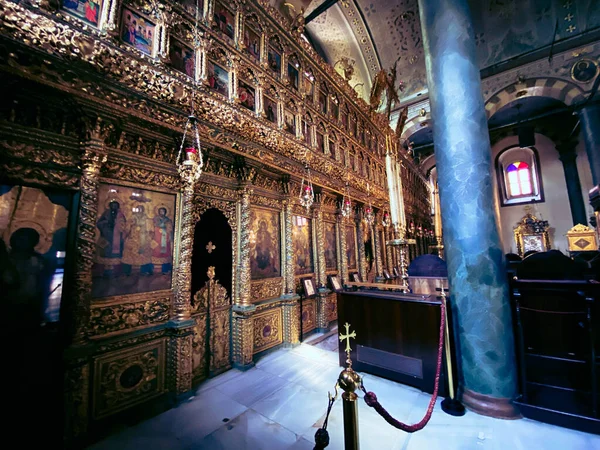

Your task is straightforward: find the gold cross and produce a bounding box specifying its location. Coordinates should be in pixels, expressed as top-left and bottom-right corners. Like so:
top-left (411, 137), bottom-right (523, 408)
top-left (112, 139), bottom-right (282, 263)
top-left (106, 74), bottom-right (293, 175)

top-left (206, 241), bottom-right (216, 254)
top-left (339, 322), bottom-right (356, 359)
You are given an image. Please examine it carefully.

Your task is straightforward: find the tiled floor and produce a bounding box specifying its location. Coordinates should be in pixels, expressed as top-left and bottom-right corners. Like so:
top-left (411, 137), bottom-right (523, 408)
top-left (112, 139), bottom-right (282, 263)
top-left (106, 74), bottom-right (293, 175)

top-left (88, 337), bottom-right (600, 450)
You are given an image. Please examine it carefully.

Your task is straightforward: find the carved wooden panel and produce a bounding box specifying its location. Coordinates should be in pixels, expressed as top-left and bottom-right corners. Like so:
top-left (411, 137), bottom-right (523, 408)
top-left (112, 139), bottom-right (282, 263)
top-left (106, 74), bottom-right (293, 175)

top-left (92, 339), bottom-right (166, 419)
top-left (253, 308), bottom-right (283, 354)
top-left (325, 293), bottom-right (337, 323)
top-left (192, 313), bottom-right (208, 383)
top-left (302, 298), bottom-right (317, 334)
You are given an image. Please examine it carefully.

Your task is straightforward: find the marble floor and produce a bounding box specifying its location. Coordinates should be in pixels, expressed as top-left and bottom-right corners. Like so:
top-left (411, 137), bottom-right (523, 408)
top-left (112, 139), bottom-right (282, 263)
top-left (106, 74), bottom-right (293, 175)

top-left (88, 336), bottom-right (600, 450)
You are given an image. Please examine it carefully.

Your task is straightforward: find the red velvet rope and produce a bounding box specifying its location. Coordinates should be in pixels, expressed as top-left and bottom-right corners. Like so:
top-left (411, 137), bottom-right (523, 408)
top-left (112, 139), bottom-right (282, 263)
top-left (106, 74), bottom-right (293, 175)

top-left (360, 297), bottom-right (446, 433)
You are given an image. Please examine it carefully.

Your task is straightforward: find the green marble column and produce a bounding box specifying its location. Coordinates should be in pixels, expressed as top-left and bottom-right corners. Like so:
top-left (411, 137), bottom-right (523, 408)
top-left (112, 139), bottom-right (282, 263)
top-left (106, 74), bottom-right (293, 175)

top-left (418, 0), bottom-right (518, 418)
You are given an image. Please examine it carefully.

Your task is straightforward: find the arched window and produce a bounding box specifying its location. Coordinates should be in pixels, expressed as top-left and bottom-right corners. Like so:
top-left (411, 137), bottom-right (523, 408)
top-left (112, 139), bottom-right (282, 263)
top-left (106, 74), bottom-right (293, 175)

top-left (506, 161), bottom-right (532, 196)
top-left (496, 146), bottom-right (543, 206)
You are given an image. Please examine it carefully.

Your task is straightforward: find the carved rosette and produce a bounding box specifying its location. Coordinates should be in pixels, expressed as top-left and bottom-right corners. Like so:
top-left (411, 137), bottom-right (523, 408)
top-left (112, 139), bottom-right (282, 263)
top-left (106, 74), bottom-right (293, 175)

top-left (232, 306), bottom-right (255, 367)
top-left (174, 173), bottom-right (196, 320)
top-left (374, 225), bottom-right (383, 277)
top-left (284, 199), bottom-right (295, 294)
top-left (168, 328), bottom-right (193, 395)
top-left (72, 144), bottom-right (107, 345)
top-left (338, 214), bottom-right (348, 284)
top-left (357, 217), bottom-right (368, 281)
top-left (238, 185), bottom-right (253, 306)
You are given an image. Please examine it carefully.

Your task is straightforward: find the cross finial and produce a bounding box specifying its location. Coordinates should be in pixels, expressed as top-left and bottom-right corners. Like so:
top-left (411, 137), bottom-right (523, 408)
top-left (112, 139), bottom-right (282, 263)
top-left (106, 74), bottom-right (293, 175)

top-left (206, 241), bottom-right (216, 254)
top-left (339, 322), bottom-right (356, 366)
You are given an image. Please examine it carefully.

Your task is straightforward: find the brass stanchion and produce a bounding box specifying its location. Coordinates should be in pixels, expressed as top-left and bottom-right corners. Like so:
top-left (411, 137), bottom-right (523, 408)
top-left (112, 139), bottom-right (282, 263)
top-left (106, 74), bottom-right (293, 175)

top-left (439, 286), bottom-right (465, 416)
top-left (338, 323), bottom-right (361, 450)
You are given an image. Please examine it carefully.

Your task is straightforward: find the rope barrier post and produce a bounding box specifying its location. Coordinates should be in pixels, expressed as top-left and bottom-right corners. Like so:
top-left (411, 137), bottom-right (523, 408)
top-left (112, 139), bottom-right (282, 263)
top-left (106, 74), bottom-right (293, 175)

top-left (439, 286), bottom-right (465, 416)
top-left (339, 323), bottom-right (361, 450)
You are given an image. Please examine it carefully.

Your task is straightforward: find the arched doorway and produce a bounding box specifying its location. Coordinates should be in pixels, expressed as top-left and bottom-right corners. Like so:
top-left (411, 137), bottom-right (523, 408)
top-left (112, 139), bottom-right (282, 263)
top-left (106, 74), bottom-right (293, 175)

top-left (190, 208), bottom-right (233, 382)
top-left (192, 208), bottom-right (232, 297)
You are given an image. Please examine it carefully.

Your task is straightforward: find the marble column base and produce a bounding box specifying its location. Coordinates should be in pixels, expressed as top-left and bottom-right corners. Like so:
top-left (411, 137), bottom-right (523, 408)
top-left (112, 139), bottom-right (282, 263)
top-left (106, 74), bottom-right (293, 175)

top-left (232, 361), bottom-right (255, 371)
top-left (462, 388), bottom-right (521, 419)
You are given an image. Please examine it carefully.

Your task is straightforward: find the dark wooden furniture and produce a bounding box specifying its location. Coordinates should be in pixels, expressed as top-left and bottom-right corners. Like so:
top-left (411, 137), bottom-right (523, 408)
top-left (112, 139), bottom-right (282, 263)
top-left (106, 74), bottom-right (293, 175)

top-left (510, 278), bottom-right (600, 434)
top-left (337, 290), bottom-right (449, 396)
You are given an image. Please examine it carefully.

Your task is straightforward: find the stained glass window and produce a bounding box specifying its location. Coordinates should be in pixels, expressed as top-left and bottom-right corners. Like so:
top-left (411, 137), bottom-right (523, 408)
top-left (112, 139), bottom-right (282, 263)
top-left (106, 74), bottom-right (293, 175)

top-left (506, 161), bottom-right (532, 196)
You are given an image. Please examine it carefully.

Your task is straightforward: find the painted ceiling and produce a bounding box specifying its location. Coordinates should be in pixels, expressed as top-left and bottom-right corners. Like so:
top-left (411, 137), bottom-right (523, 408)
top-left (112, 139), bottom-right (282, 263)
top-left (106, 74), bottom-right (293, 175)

top-left (272, 0), bottom-right (600, 109)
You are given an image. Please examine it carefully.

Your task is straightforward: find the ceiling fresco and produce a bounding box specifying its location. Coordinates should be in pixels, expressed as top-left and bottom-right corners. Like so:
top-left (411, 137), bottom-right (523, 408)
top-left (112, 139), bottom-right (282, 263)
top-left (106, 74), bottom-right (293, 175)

top-left (270, 0), bottom-right (600, 116)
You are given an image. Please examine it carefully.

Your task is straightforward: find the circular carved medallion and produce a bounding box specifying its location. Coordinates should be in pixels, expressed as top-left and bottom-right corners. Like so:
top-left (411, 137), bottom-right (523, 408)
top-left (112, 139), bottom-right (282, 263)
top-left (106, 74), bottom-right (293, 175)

top-left (571, 59), bottom-right (598, 83)
top-left (262, 325), bottom-right (272, 337)
top-left (120, 364), bottom-right (144, 389)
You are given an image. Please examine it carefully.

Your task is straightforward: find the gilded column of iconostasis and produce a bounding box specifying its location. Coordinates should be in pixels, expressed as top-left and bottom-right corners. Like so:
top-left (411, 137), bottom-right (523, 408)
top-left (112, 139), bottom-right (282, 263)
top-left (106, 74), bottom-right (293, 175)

top-left (0, 0), bottom-right (412, 444)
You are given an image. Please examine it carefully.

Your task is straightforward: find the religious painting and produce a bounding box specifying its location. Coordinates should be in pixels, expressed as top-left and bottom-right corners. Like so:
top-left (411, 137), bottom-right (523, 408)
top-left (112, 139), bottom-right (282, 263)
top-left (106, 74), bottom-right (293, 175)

top-left (346, 225), bottom-right (357, 270)
top-left (341, 109), bottom-right (348, 129)
top-left (264, 96), bottom-right (277, 123)
top-left (319, 90), bottom-right (327, 114)
top-left (293, 216), bottom-right (314, 275)
top-left (303, 71), bottom-right (314, 98)
top-left (302, 277), bottom-right (316, 298)
top-left (169, 38), bottom-right (195, 78)
top-left (212, 2), bottom-right (235, 40)
top-left (288, 63), bottom-right (299, 90)
top-left (207, 61), bottom-right (229, 97)
top-left (243, 26), bottom-right (261, 60)
top-left (91, 183), bottom-right (176, 298)
top-left (1, 184), bottom-right (72, 326)
top-left (62, 0), bottom-right (104, 27)
top-left (268, 47), bottom-right (281, 76)
top-left (120, 7), bottom-right (156, 56)
top-left (303, 120), bottom-right (311, 146)
top-left (238, 80), bottom-right (256, 112)
top-left (249, 208), bottom-right (280, 280)
top-left (324, 222), bottom-right (337, 270)
top-left (316, 132), bottom-right (325, 153)
top-left (331, 98), bottom-right (339, 120)
top-left (328, 274), bottom-right (342, 292)
top-left (182, 0), bottom-right (204, 16)
top-left (283, 109), bottom-right (295, 134)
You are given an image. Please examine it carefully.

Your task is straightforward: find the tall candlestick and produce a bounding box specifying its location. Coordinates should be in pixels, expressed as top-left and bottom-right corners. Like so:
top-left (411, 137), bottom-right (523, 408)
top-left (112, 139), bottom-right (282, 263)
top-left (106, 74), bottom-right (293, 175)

top-left (434, 183), bottom-right (442, 237)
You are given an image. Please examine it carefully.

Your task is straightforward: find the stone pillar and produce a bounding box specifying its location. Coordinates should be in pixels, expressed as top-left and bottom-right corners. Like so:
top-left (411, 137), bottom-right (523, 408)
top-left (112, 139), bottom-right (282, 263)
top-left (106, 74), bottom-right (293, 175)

top-left (418, 0), bottom-right (518, 418)
top-left (72, 142), bottom-right (106, 346)
top-left (373, 224), bottom-right (383, 280)
top-left (238, 184), bottom-right (253, 306)
top-left (356, 214), bottom-right (368, 281)
top-left (231, 183), bottom-right (256, 369)
top-left (314, 199), bottom-right (327, 288)
top-left (232, 304), bottom-right (256, 369)
top-left (338, 213), bottom-right (349, 284)
top-left (283, 197), bottom-right (296, 295)
top-left (557, 141), bottom-right (587, 226)
top-left (168, 163), bottom-right (199, 396)
top-left (385, 227), bottom-right (394, 273)
top-left (578, 103), bottom-right (600, 186)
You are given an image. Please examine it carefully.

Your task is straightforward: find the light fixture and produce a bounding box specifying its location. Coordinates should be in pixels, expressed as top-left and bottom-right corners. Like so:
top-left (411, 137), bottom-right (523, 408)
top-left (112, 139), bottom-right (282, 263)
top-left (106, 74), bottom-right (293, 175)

top-left (341, 180), bottom-right (352, 217)
top-left (299, 163), bottom-right (314, 211)
top-left (175, 0), bottom-right (204, 183)
top-left (382, 211), bottom-right (391, 228)
top-left (364, 183), bottom-right (375, 226)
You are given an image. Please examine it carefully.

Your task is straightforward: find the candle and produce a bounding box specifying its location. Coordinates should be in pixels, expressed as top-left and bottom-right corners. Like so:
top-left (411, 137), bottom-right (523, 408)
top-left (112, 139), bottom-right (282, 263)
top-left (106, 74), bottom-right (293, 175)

top-left (434, 183), bottom-right (442, 237)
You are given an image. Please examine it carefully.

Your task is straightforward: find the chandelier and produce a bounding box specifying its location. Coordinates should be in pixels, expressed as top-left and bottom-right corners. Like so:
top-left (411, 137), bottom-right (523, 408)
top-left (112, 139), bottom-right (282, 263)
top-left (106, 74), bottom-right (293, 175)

top-left (176, 0), bottom-right (203, 183)
top-left (382, 211), bottom-right (391, 228)
top-left (176, 114), bottom-right (204, 183)
top-left (299, 163), bottom-right (314, 211)
top-left (341, 180), bottom-right (352, 217)
top-left (364, 183), bottom-right (375, 226)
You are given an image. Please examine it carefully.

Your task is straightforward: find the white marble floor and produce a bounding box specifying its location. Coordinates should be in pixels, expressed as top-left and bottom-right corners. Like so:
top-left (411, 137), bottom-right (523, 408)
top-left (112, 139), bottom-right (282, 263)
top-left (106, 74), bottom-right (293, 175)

top-left (88, 341), bottom-right (600, 450)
